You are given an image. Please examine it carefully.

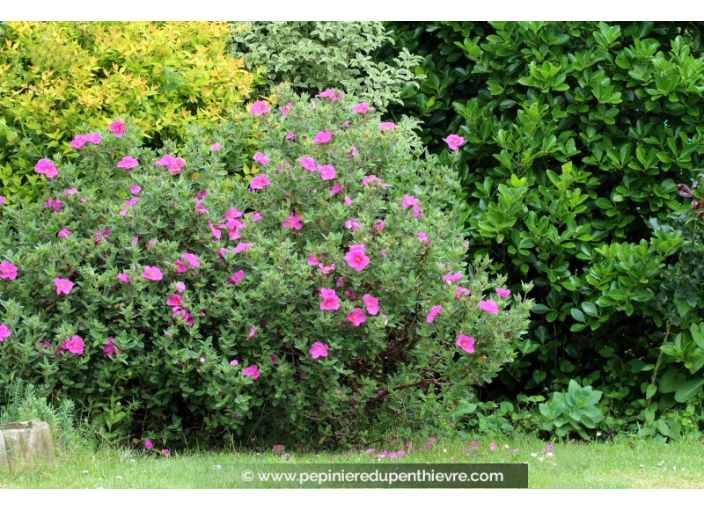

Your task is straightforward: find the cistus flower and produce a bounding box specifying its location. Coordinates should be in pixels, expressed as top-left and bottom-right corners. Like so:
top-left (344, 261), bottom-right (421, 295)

top-left (35, 159), bottom-right (58, 179)
top-left (344, 245), bottom-right (370, 272)
top-left (55, 278), bottom-right (73, 295)
top-left (496, 288), bottom-right (511, 297)
top-left (175, 282), bottom-right (186, 293)
top-left (299, 157), bottom-right (316, 171)
top-left (58, 229), bottom-right (72, 238)
top-left (456, 286), bottom-right (470, 299)
top-left (319, 288), bottom-right (340, 311)
top-left (318, 164), bottom-right (336, 180)
top-left (418, 232), bottom-right (431, 246)
top-left (253, 152), bottom-right (269, 165)
top-left (456, 334), bottom-right (475, 353)
top-left (242, 365), bottom-right (260, 380)
top-left (0, 324), bottom-right (10, 342)
top-left (63, 335), bottom-right (84, 354)
top-left (181, 253), bottom-right (200, 268)
top-left (313, 131), bottom-right (333, 144)
top-left (445, 134), bottom-right (465, 151)
top-left (478, 300), bottom-right (499, 314)
top-left (282, 213), bottom-right (302, 230)
top-left (144, 440), bottom-right (153, 451)
top-left (378, 122), bottom-right (397, 132)
top-left (142, 266), bottom-right (163, 281)
top-left (210, 142), bottom-right (221, 151)
top-left (117, 156), bottom-right (138, 170)
top-left (155, 154), bottom-right (176, 167)
top-left (250, 100), bottom-right (270, 115)
top-left (426, 305), bottom-right (442, 323)
top-left (330, 183), bottom-right (342, 195)
top-left (118, 272), bottom-right (130, 283)
top-left (103, 337), bottom-right (122, 357)
top-left (401, 195), bottom-right (419, 209)
top-left (130, 185), bottom-right (141, 195)
top-left (363, 294), bottom-right (379, 315)
top-left (169, 158), bottom-right (185, 174)
top-left (279, 102), bottom-right (293, 116)
top-left (442, 272), bottom-right (462, 285)
top-left (229, 270), bottom-right (245, 285)
top-left (250, 174), bottom-right (271, 190)
top-left (109, 121), bottom-right (126, 137)
top-left (315, 89), bottom-right (343, 102)
top-left (347, 308), bottom-right (367, 326)
top-left (352, 102), bottom-right (369, 114)
top-left (310, 342), bottom-right (329, 359)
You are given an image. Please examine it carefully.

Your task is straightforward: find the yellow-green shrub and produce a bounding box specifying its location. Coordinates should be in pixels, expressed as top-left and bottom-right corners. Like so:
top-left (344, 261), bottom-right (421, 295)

top-left (0, 21), bottom-right (253, 201)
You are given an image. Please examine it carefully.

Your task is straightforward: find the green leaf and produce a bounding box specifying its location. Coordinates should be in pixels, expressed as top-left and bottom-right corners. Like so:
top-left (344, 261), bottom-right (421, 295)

top-left (674, 379), bottom-right (704, 403)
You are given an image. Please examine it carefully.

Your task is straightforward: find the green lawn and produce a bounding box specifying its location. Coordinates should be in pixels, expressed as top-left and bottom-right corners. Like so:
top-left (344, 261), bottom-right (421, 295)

top-left (2, 437), bottom-right (703, 488)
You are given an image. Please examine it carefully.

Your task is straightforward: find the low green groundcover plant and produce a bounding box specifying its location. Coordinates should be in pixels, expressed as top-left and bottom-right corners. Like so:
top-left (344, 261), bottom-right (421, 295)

top-left (0, 91), bottom-right (532, 447)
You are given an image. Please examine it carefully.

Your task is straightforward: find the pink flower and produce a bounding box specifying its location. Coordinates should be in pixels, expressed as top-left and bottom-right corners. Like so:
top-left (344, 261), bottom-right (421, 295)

top-left (0, 196), bottom-right (4, 206)
top-left (352, 102), bottom-right (369, 114)
top-left (251, 212), bottom-right (262, 222)
top-left (117, 156), bottom-right (138, 170)
top-left (63, 188), bottom-right (78, 196)
top-left (109, 121), bottom-right (126, 137)
top-left (490, 443), bottom-right (497, 452)
top-left (181, 253), bottom-right (200, 268)
top-left (456, 286), bottom-right (470, 299)
top-left (195, 199), bottom-right (209, 215)
top-left (412, 205), bottom-right (422, 218)
top-left (58, 229), bottom-right (72, 238)
top-left (103, 337), bottom-right (122, 357)
top-left (319, 263), bottom-right (335, 275)
top-left (378, 122), bottom-right (397, 132)
top-left (286, 132), bottom-right (296, 141)
top-left (348, 146), bottom-right (358, 158)
top-left (318, 164), bottom-right (336, 180)
top-left (70, 134), bottom-right (88, 149)
top-left (363, 294), bottom-right (379, 315)
top-left (210, 142), bottom-right (221, 151)
top-left (0, 324), bottom-right (10, 342)
top-left (456, 334), bottom-right (475, 353)
top-left (229, 270), bottom-right (245, 285)
top-left (319, 288), bottom-right (340, 311)
top-left (85, 133), bottom-right (100, 144)
top-left (315, 89), bottom-right (342, 102)
top-left (248, 326), bottom-right (257, 340)
top-left (230, 359), bottom-right (239, 366)
top-left (250, 100), bottom-right (270, 115)
top-left (162, 449), bottom-right (170, 457)
top-left (130, 185), bottom-right (141, 195)
top-left (253, 152), bottom-right (269, 165)
top-left (250, 174), bottom-right (271, 189)
top-left (345, 218), bottom-right (361, 232)
top-left (418, 232), bottom-right (431, 246)
top-left (118, 272), bottom-right (130, 283)
top-left (209, 221), bottom-right (222, 239)
top-left (243, 365), bottom-right (260, 380)
top-left (155, 154), bottom-right (175, 167)
top-left (426, 305), bottom-right (442, 323)
top-left (143, 266), bottom-right (163, 281)
top-left (44, 197), bottom-right (62, 212)
top-left (344, 245), bottom-right (370, 272)
top-left (55, 278), bottom-right (73, 295)
top-left (35, 159), bottom-right (58, 179)
top-left (445, 134), bottom-right (465, 151)
top-left (144, 440), bottom-right (153, 451)
top-left (169, 158), bottom-right (185, 174)
top-left (374, 219), bottom-right (385, 230)
top-left (310, 342), bottom-right (329, 359)
top-left (282, 213), bottom-right (302, 230)
top-left (174, 260), bottom-right (188, 273)
top-left (131, 237), bottom-right (139, 245)
top-left (63, 335), bottom-right (84, 354)
top-left (402, 195), bottom-right (419, 209)
top-left (299, 158), bottom-right (316, 171)
top-left (233, 243), bottom-right (250, 254)
top-left (478, 300), bottom-right (499, 314)
top-left (308, 254), bottom-right (320, 266)
top-left (347, 308), bottom-right (367, 326)
top-left (443, 272), bottom-right (462, 285)
top-left (166, 294), bottom-right (182, 307)
top-left (175, 282), bottom-right (185, 293)
top-left (279, 102), bottom-right (293, 116)
top-left (313, 131), bottom-right (333, 144)
top-left (330, 183), bottom-right (342, 195)
top-left (344, 196), bottom-right (353, 206)
top-left (496, 288), bottom-right (511, 297)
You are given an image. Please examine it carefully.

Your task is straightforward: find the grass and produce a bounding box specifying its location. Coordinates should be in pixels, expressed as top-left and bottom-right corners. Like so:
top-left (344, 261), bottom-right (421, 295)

top-left (1, 436), bottom-right (703, 488)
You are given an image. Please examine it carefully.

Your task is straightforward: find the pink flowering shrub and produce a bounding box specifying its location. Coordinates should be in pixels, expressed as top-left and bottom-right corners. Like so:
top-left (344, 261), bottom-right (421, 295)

top-left (0, 91), bottom-right (532, 444)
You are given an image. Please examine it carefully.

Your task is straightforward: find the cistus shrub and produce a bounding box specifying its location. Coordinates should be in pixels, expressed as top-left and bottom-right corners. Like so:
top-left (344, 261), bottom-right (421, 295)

top-left (229, 22), bottom-right (424, 112)
top-left (0, 92), bottom-right (532, 446)
top-left (0, 21), bottom-right (253, 201)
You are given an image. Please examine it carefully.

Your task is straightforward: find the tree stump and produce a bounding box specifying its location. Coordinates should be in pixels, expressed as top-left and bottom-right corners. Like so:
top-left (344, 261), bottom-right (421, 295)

top-left (0, 419), bottom-right (55, 471)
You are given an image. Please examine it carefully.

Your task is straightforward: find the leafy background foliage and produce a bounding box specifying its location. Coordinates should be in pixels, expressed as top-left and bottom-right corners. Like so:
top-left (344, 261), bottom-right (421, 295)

top-left (0, 21), bottom-right (253, 201)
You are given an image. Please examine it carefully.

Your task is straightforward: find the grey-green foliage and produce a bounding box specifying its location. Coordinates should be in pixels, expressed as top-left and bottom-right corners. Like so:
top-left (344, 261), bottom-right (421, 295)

top-left (1, 379), bottom-right (79, 447)
top-left (230, 22), bottom-right (424, 111)
top-left (538, 380), bottom-right (604, 439)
